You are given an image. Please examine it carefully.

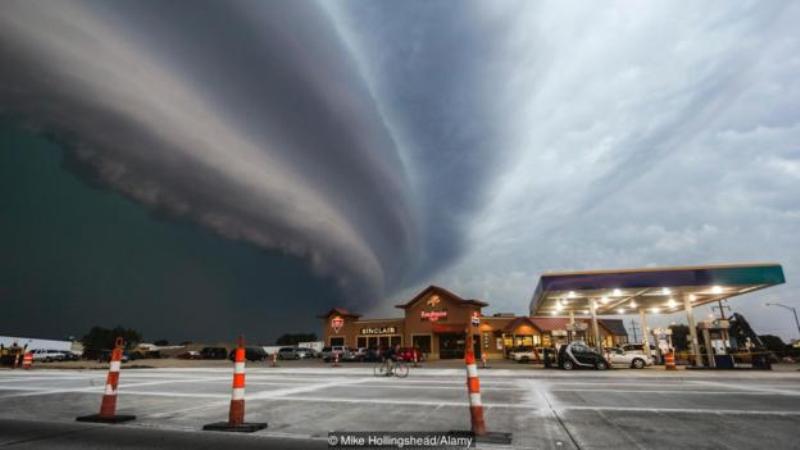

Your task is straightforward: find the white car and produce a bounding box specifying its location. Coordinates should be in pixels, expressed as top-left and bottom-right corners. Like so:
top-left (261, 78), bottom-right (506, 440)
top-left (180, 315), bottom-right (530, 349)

top-left (607, 348), bottom-right (653, 369)
top-left (32, 349), bottom-right (66, 362)
top-left (509, 347), bottom-right (538, 362)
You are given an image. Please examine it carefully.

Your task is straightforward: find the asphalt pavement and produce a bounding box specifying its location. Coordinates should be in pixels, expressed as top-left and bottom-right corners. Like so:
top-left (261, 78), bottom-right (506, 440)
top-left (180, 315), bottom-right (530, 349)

top-left (0, 364), bottom-right (798, 449)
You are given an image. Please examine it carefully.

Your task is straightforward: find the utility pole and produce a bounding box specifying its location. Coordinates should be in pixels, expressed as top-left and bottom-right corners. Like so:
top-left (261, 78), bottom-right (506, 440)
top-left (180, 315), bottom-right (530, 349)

top-left (629, 320), bottom-right (641, 343)
top-left (766, 303), bottom-right (800, 338)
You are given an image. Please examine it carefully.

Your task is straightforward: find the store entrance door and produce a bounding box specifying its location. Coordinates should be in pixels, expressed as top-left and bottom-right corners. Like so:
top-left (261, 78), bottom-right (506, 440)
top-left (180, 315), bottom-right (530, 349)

top-left (438, 333), bottom-right (465, 359)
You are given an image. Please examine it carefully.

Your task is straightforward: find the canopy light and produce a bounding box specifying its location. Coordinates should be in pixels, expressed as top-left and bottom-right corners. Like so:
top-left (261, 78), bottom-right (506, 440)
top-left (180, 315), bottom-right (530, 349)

top-left (689, 294), bottom-right (697, 301)
top-left (617, 308), bottom-right (625, 314)
top-left (666, 298), bottom-right (677, 308)
top-left (662, 287), bottom-right (671, 295)
top-left (568, 291), bottom-right (576, 298)
top-left (550, 311), bottom-right (557, 316)
top-left (612, 288), bottom-right (622, 297)
top-left (712, 285), bottom-right (723, 294)
top-left (629, 300), bottom-right (638, 308)
top-left (650, 307), bottom-right (661, 314)
top-left (600, 296), bottom-right (609, 305)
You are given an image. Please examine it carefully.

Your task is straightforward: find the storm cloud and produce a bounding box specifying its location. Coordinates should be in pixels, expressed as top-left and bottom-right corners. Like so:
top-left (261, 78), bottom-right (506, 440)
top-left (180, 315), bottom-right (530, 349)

top-left (2, 1), bottom-right (800, 339)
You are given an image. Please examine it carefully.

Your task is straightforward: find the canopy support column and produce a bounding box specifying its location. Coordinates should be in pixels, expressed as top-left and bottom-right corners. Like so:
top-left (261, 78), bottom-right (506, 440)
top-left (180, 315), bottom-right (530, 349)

top-left (639, 309), bottom-right (652, 360)
top-left (590, 300), bottom-right (601, 352)
top-left (684, 295), bottom-right (703, 367)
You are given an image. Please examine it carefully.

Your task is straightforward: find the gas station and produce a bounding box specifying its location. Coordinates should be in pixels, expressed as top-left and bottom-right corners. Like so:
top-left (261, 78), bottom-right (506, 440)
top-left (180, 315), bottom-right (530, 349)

top-left (529, 262), bottom-right (786, 368)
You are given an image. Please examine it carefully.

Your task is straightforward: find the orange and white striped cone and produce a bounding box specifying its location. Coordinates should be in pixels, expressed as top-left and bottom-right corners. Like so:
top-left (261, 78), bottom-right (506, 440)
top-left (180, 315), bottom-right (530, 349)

top-left (22, 352), bottom-right (33, 370)
top-left (453, 333), bottom-right (511, 444)
top-left (204, 336), bottom-right (267, 433)
top-left (665, 350), bottom-right (677, 370)
top-left (77, 337), bottom-right (136, 423)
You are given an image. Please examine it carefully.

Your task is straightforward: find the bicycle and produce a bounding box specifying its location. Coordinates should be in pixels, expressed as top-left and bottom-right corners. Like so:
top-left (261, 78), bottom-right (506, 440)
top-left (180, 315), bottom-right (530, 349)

top-left (373, 358), bottom-right (409, 378)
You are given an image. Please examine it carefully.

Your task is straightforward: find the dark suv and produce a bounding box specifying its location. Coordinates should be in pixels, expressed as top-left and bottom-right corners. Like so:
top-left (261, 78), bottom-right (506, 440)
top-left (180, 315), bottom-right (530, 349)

top-left (557, 342), bottom-right (609, 370)
top-left (228, 347), bottom-right (267, 362)
top-left (200, 347), bottom-right (228, 360)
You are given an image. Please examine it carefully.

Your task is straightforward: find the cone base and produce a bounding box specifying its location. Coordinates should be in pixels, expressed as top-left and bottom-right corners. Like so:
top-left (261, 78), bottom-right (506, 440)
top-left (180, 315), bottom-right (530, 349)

top-left (203, 422), bottom-right (267, 433)
top-left (450, 430), bottom-right (512, 445)
top-left (76, 414), bottom-right (136, 424)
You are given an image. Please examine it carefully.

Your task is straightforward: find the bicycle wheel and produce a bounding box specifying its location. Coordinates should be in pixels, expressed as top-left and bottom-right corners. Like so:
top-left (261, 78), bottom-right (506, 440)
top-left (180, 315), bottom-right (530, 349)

top-left (393, 362), bottom-right (409, 378)
top-left (374, 362), bottom-right (388, 377)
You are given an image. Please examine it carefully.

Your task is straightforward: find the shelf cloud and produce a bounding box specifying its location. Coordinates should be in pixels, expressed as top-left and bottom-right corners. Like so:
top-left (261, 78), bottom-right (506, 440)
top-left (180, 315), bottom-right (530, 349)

top-left (2, 1), bottom-right (799, 338)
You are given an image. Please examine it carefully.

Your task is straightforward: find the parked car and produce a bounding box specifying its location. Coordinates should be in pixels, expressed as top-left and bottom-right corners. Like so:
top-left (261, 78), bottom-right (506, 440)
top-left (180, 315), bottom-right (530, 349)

top-left (557, 341), bottom-right (609, 370)
top-left (177, 350), bottom-right (202, 360)
top-left (509, 346), bottom-right (539, 363)
top-left (296, 347), bottom-right (318, 359)
top-left (32, 349), bottom-right (66, 362)
top-left (96, 350), bottom-right (130, 363)
top-left (228, 347), bottom-right (268, 362)
top-left (59, 351), bottom-right (80, 361)
top-left (277, 347), bottom-right (302, 360)
top-left (361, 348), bottom-right (383, 362)
top-left (200, 347), bottom-right (228, 360)
top-left (621, 343), bottom-right (663, 364)
top-left (397, 347), bottom-right (423, 362)
top-left (607, 348), bottom-right (653, 369)
top-left (321, 345), bottom-right (350, 362)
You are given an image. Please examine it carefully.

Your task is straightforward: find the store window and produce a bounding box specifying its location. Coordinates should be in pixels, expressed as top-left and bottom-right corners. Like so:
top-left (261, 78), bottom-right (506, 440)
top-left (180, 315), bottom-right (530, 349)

top-left (412, 335), bottom-right (431, 353)
top-left (379, 336), bottom-right (390, 349)
top-left (390, 336), bottom-right (402, 347)
top-left (330, 337), bottom-right (344, 346)
top-left (357, 337), bottom-right (367, 348)
top-left (513, 335), bottom-right (534, 347)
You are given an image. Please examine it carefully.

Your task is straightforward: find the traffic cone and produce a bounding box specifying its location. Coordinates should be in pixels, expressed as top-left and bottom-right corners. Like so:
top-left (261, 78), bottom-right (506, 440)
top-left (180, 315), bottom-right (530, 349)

top-left (332, 352), bottom-right (340, 367)
top-left (22, 352), bottom-right (32, 370)
top-left (76, 337), bottom-right (136, 423)
top-left (412, 351), bottom-right (419, 368)
top-left (665, 350), bottom-right (677, 371)
top-left (452, 333), bottom-right (511, 444)
top-left (203, 336), bottom-right (267, 433)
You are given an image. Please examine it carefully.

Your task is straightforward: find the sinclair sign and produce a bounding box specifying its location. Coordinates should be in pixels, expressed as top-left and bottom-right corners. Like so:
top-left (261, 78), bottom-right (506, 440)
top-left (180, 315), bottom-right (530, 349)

top-left (360, 327), bottom-right (397, 335)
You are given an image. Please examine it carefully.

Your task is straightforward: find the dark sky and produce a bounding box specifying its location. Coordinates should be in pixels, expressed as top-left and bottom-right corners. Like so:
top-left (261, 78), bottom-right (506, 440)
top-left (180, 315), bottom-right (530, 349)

top-left (0, 123), bottom-right (343, 343)
top-left (1, 1), bottom-right (799, 342)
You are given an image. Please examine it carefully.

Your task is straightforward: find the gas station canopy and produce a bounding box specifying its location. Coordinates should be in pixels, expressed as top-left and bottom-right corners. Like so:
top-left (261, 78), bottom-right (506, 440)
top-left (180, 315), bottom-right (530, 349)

top-left (529, 263), bottom-right (785, 316)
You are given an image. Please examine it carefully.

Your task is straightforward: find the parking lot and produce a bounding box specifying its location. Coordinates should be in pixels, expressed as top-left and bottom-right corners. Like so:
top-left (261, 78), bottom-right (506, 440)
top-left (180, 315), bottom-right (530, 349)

top-left (1, 363), bottom-right (799, 449)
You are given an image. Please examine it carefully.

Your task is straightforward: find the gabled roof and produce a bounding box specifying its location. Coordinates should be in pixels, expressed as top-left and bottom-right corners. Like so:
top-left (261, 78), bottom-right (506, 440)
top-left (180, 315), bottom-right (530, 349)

top-left (599, 319), bottom-right (628, 337)
top-left (395, 285), bottom-right (488, 309)
top-left (503, 316), bottom-right (541, 333)
top-left (317, 307), bottom-right (361, 319)
top-left (529, 317), bottom-right (573, 332)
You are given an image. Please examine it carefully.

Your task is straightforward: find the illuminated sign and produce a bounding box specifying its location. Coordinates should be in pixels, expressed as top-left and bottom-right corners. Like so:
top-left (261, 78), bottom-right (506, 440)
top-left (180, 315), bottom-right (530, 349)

top-left (331, 316), bottom-right (344, 334)
top-left (427, 295), bottom-right (441, 307)
top-left (360, 327), bottom-right (396, 335)
top-left (420, 310), bottom-right (448, 322)
top-left (471, 311), bottom-right (481, 327)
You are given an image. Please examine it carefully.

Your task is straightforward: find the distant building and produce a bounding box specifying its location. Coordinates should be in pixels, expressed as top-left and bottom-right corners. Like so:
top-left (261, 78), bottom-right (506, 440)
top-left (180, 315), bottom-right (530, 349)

top-left (319, 285), bottom-right (628, 361)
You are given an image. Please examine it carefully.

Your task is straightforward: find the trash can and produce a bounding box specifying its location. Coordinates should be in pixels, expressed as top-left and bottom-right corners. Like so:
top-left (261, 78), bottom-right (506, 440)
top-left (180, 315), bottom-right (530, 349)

top-left (714, 354), bottom-right (734, 369)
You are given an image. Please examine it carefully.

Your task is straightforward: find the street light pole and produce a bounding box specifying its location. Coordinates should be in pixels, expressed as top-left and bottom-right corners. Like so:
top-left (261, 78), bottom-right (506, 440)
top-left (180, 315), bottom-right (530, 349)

top-left (766, 303), bottom-right (800, 338)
